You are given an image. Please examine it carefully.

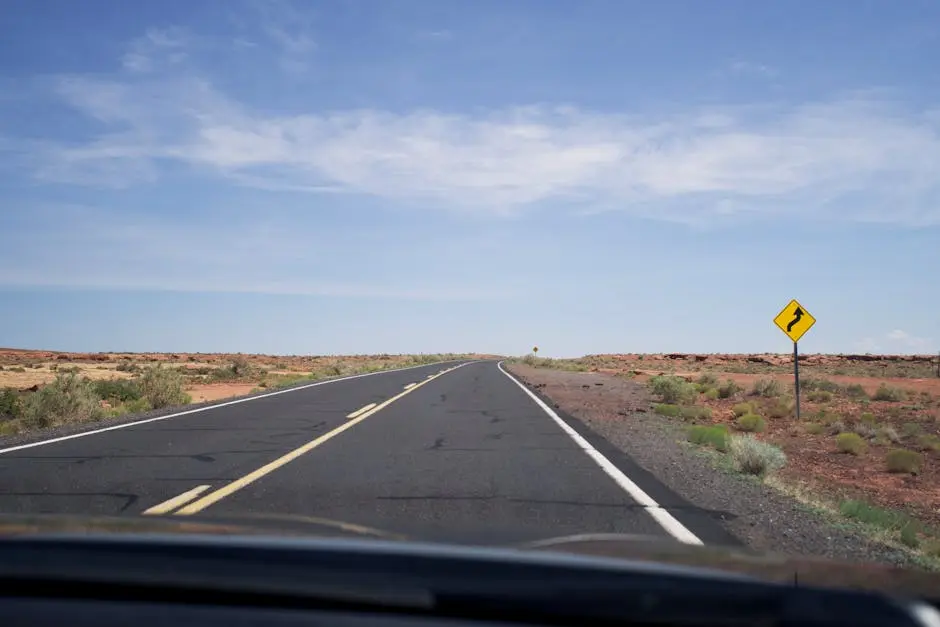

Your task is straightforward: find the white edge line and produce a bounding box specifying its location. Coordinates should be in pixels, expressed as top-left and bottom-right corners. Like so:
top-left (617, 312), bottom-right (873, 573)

top-left (496, 360), bottom-right (703, 546)
top-left (142, 484), bottom-right (212, 515)
top-left (346, 402), bottom-right (378, 419)
top-left (0, 360), bottom-right (468, 456)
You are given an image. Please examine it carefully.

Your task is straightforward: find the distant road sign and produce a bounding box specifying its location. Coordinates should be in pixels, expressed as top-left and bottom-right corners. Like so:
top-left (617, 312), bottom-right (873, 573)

top-left (532, 346), bottom-right (539, 354)
top-left (773, 299), bottom-right (816, 343)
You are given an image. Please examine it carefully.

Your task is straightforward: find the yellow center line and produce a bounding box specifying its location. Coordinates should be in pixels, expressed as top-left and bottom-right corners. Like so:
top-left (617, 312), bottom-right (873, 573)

top-left (346, 402), bottom-right (377, 419)
top-left (143, 485), bottom-right (212, 515)
top-left (174, 363), bottom-right (470, 516)
top-left (403, 382), bottom-right (416, 390)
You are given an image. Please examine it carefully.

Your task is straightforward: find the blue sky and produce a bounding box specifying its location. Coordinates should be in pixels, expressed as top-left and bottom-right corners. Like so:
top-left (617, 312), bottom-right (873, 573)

top-left (1, 0), bottom-right (938, 357)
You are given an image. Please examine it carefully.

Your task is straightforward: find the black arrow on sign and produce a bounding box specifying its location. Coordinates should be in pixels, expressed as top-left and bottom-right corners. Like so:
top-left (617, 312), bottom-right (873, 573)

top-left (786, 307), bottom-right (804, 333)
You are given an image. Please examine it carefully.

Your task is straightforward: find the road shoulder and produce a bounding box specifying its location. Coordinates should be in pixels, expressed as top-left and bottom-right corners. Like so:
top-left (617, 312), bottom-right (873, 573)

top-left (506, 364), bottom-right (913, 567)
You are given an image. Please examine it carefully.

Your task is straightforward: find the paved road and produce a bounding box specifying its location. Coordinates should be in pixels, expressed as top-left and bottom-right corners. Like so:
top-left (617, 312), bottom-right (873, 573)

top-left (0, 360), bottom-right (735, 545)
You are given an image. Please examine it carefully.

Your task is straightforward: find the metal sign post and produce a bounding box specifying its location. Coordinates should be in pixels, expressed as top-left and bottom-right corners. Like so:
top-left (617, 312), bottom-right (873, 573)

top-left (793, 342), bottom-right (801, 420)
top-left (773, 299), bottom-right (816, 420)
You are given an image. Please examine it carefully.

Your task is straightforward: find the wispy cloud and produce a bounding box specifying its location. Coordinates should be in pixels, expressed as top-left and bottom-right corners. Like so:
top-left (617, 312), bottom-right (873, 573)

top-left (5, 20), bottom-right (940, 226)
top-left (25, 74), bottom-right (940, 225)
top-left (886, 329), bottom-right (933, 352)
top-left (729, 60), bottom-right (777, 78)
top-left (856, 330), bottom-right (934, 354)
top-left (122, 27), bottom-right (191, 73)
top-left (249, 0), bottom-right (317, 74)
top-left (417, 29), bottom-right (454, 42)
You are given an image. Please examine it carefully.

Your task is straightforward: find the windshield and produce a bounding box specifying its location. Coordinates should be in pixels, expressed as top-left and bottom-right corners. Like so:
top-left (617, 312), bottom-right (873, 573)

top-left (1, 0), bottom-right (939, 597)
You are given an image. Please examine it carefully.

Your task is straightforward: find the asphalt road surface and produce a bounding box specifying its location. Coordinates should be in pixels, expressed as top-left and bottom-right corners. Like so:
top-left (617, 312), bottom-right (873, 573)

top-left (0, 360), bottom-right (736, 546)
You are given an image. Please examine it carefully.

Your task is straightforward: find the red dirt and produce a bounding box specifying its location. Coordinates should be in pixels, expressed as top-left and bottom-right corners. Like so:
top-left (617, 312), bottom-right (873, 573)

top-left (186, 383), bottom-right (259, 403)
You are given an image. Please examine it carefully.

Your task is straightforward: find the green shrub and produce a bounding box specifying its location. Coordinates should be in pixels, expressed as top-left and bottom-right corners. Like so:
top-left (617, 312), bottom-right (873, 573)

top-left (808, 390), bottom-right (833, 403)
top-left (916, 434), bottom-right (940, 452)
top-left (680, 405), bottom-right (712, 421)
top-left (874, 384), bottom-right (904, 402)
top-left (736, 413), bottom-right (766, 432)
top-left (840, 499), bottom-right (911, 530)
top-left (9, 366), bottom-right (26, 373)
top-left (138, 366), bottom-right (189, 409)
top-left (687, 425), bottom-right (730, 452)
top-left (805, 422), bottom-right (825, 435)
top-left (838, 499), bottom-right (922, 548)
top-left (648, 376), bottom-right (697, 404)
top-left (879, 425), bottom-right (901, 444)
top-left (208, 366), bottom-right (239, 381)
top-left (732, 402), bottom-right (754, 418)
top-left (21, 373), bottom-right (103, 429)
top-left (124, 397), bottom-right (152, 414)
top-left (115, 362), bottom-right (140, 373)
top-left (900, 523), bottom-right (920, 548)
top-left (763, 399), bottom-right (794, 420)
top-left (696, 373), bottom-right (719, 386)
top-left (653, 403), bottom-right (681, 417)
top-left (860, 412), bottom-right (877, 426)
top-left (718, 380), bottom-right (742, 399)
top-left (750, 379), bottom-right (783, 398)
top-left (730, 435), bottom-right (786, 476)
top-left (801, 378), bottom-right (841, 393)
top-left (0, 388), bottom-right (21, 419)
top-left (835, 432), bottom-right (867, 455)
top-left (703, 388), bottom-right (719, 400)
top-left (885, 448), bottom-right (924, 474)
top-left (92, 378), bottom-right (142, 403)
top-left (845, 384), bottom-right (868, 400)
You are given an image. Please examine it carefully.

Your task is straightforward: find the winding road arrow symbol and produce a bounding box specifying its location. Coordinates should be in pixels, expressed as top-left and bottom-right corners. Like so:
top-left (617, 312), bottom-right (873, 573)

top-left (786, 307), bottom-right (804, 333)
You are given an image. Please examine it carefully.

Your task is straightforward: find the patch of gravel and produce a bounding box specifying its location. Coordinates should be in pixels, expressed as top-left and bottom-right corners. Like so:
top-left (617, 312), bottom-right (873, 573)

top-left (507, 364), bottom-right (913, 567)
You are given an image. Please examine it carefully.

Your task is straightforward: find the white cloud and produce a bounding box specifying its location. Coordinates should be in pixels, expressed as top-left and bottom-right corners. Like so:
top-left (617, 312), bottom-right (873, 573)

top-left (856, 330), bottom-right (933, 354)
top-left (886, 329), bottom-right (933, 352)
top-left (7, 22), bottom-right (940, 226)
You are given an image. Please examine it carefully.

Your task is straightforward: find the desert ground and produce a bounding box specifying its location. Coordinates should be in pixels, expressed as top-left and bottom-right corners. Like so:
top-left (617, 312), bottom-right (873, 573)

top-left (3, 348), bottom-right (940, 564)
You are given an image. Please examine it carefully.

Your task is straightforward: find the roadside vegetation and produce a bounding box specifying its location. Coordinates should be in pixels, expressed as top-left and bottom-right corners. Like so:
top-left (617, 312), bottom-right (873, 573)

top-left (0, 366), bottom-right (190, 435)
top-left (636, 368), bottom-right (940, 562)
top-left (0, 352), bottom-right (481, 438)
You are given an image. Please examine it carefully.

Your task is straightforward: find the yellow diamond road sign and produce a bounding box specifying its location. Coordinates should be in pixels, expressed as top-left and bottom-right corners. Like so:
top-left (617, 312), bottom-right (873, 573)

top-left (773, 299), bottom-right (816, 343)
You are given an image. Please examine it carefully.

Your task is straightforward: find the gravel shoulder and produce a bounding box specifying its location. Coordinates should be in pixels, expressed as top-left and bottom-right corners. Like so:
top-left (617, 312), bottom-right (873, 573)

top-left (507, 364), bottom-right (913, 567)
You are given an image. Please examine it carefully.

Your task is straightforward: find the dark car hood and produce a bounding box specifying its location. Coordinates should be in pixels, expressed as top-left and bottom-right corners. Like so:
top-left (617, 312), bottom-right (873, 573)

top-left (520, 532), bottom-right (940, 599)
top-left (1, 514), bottom-right (937, 599)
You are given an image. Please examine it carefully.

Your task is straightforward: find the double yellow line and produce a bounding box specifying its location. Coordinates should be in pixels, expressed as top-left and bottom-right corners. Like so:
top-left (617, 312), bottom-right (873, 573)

top-left (144, 363), bottom-right (469, 516)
